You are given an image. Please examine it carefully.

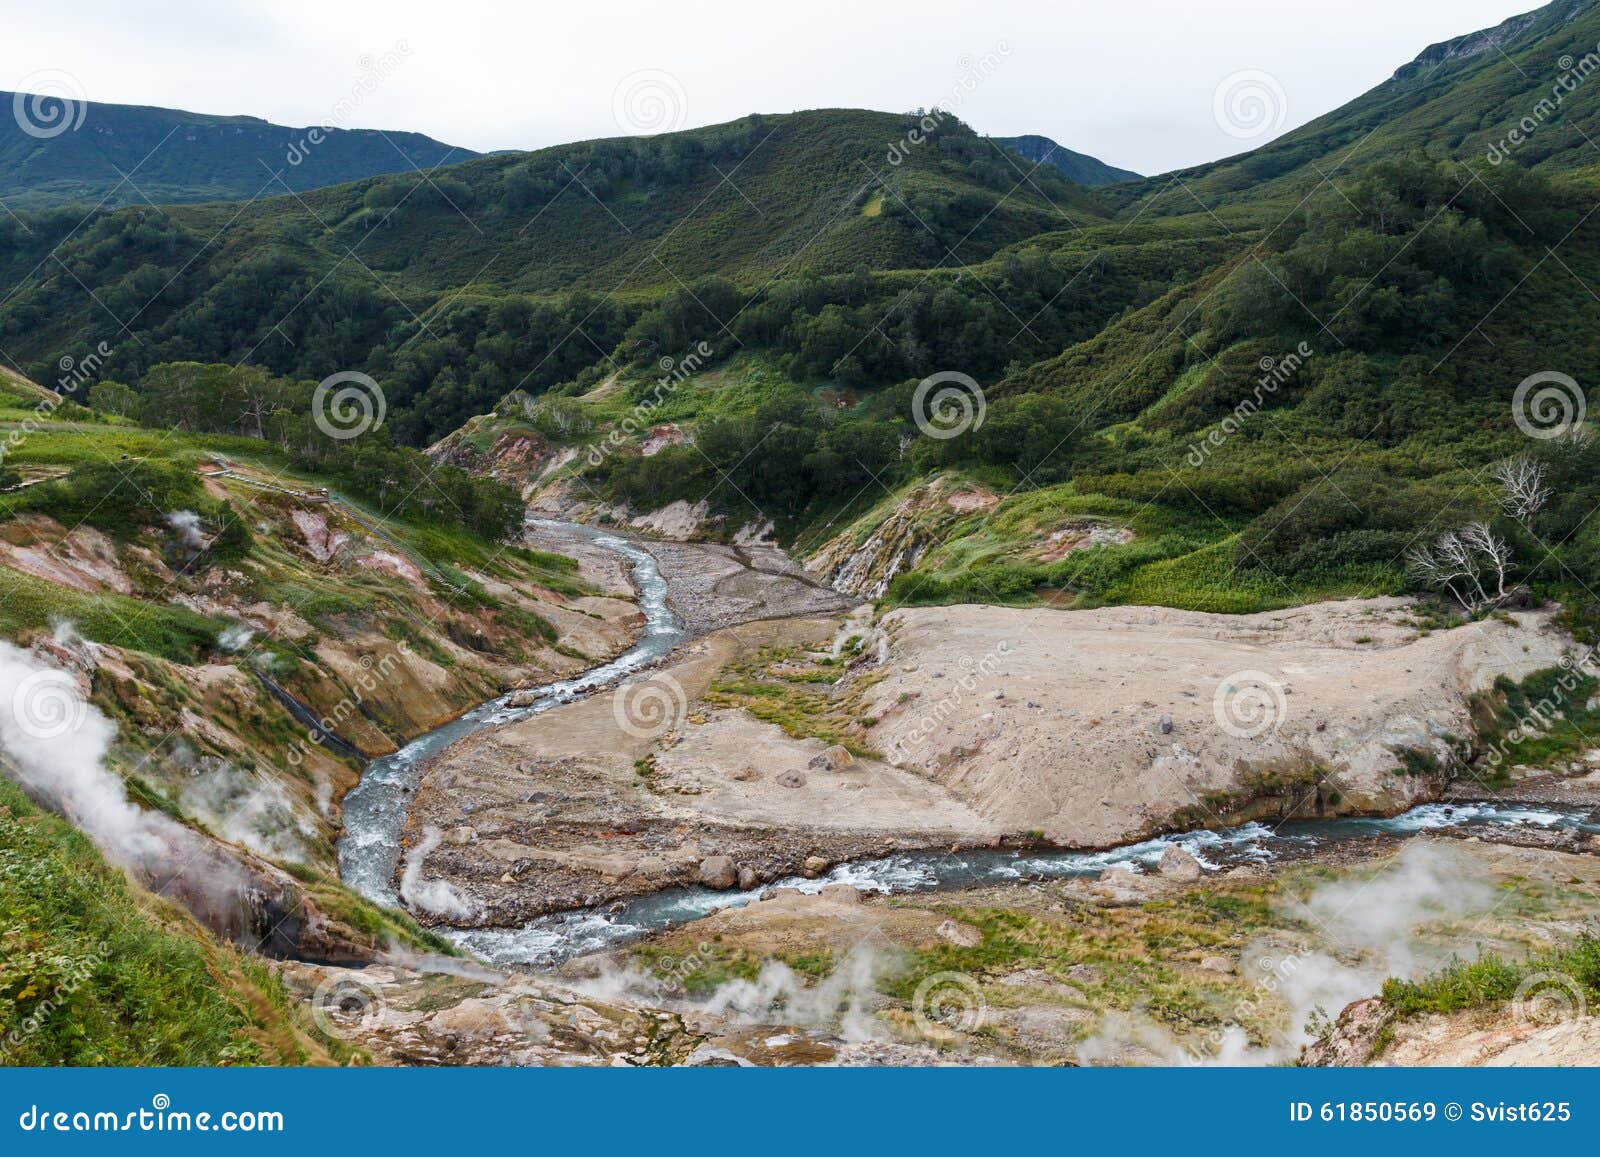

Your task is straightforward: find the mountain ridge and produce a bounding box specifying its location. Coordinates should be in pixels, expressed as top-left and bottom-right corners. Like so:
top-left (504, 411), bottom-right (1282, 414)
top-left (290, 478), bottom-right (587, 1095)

top-left (0, 89), bottom-right (476, 209)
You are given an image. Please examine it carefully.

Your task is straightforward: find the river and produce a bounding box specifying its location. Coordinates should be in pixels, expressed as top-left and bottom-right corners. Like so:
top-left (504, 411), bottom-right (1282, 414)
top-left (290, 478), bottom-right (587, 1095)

top-left (336, 520), bottom-right (686, 905)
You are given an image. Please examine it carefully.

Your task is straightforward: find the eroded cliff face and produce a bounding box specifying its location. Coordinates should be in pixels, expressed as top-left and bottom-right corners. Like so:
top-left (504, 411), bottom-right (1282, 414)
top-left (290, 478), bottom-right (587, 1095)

top-left (804, 476), bottom-right (1000, 598)
top-left (0, 463), bottom-right (639, 878)
top-left (429, 418), bottom-right (578, 502)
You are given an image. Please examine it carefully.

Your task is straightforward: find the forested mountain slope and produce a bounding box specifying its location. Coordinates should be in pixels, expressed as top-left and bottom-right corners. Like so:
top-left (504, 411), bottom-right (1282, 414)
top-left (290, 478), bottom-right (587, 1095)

top-left (3, 2), bottom-right (1600, 623)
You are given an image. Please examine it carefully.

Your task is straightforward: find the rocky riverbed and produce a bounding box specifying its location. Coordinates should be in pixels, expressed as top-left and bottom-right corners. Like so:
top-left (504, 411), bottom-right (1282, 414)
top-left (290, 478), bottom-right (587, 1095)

top-left (295, 808), bottom-right (1600, 1066)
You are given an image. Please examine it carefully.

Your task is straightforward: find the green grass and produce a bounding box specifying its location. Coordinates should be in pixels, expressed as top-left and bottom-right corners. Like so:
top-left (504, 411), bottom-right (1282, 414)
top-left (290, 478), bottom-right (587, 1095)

top-left (1468, 666), bottom-right (1600, 782)
top-left (702, 645), bottom-right (878, 756)
top-left (0, 777), bottom-right (326, 1065)
top-left (1381, 934), bottom-right (1600, 1019)
top-left (877, 888), bottom-right (1289, 1051)
top-left (0, 566), bottom-right (225, 663)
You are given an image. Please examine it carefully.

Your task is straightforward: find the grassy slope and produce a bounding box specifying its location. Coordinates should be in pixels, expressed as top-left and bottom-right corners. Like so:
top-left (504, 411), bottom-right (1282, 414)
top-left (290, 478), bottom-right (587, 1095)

top-left (1108, 0), bottom-right (1600, 215)
top-left (0, 777), bottom-right (339, 1065)
top-left (0, 389), bottom-right (599, 871)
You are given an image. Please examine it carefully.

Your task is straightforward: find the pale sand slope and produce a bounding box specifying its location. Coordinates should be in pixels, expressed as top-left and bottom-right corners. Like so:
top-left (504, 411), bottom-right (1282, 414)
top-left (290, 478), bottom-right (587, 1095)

top-left (863, 597), bottom-right (1573, 845)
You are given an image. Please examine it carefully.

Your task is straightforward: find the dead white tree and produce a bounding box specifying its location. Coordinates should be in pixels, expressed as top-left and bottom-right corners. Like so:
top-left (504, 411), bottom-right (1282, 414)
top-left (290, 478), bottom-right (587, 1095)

top-left (1459, 520), bottom-right (1512, 601)
top-left (1407, 522), bottom-right (1515, 611)
top-left (1435, 530), bottom-right (1488, 607)
top-left (1406, 540), bottom-right (1470, 608)
top-left (1490, 454), bottom-right (1550, 532)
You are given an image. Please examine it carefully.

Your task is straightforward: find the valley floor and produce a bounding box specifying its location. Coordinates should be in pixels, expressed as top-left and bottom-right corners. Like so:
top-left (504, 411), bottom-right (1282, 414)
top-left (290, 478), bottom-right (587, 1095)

top-left (304, 524), bottom-right (1600, 1067)
top-left (399, 561), bottom-right (1569, 921)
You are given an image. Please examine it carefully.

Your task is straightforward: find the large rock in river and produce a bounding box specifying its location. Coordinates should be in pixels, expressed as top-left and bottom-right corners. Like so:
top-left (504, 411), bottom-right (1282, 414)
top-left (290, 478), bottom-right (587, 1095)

top-left (1157, 845), bottom-right (1203, 881)
top-left (698, 855), bottom-right (738, 890)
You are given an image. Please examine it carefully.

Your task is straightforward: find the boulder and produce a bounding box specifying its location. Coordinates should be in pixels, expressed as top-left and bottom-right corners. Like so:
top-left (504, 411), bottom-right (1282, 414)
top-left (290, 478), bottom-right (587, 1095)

top-left (1158, 714), bottom-right (1173, 735)
top-left (1300, 997), bottom-right (1396, 1067)
top-left (936, 919), bottom-right (982, 947)
top-left (1157, 845), bottom-right (1203, 881)
top-left (697, 856), bottom-right (738, 890)
top-left (1199, 956), bottom-right (1236, 974)
top-left (801, 855), bottom-right (830, 878)
top-left (775, 770), bottom-right (807, 789)
top-left (806, 745), bottom-right (854, 771)
top-left (737, 865), bottom-right (760, 891)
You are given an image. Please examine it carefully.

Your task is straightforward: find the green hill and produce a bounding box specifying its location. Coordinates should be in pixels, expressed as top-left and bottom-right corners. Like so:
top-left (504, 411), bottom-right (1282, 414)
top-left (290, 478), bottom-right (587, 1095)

top-left (1109, 0), bottom-right (1600, 216)
top-left (0, 90), bottom-right (473, 209)
top-left (0, 108), bottom-right (1115, 442)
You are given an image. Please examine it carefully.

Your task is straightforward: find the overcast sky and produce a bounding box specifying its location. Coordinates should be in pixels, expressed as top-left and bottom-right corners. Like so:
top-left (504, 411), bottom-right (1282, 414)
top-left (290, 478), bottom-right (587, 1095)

top-left (3, 0), bottom-right (1534, 175)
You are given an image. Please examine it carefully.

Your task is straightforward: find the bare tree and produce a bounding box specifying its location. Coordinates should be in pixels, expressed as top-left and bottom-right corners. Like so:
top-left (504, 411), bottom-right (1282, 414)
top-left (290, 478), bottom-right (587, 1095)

top-left (1490, 454), bottom-right (1550, 533)
top-left (1406, 541), bottom-right (1469, 608)
top-left (1435, 530), bottom-right (1490, 607)
top-left (1459, 521), bottom-right (1512, 601)
top-left (1408, 522), bottom-right (1516, 611)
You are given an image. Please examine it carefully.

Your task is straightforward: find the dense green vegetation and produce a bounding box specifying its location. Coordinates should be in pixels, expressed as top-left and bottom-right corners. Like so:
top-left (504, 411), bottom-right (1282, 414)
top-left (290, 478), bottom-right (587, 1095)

top-left (76, 362), bottom-right (525, 540)
top-left (1382, 933), bottom-right (1600, 1019)
top-left (6, 1), bottom-right (1600, 619)
top-left (0, 110), bottom-right (1125, 444)
top-left (0, 778), bottom-right (325, 1064)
